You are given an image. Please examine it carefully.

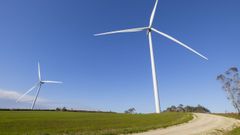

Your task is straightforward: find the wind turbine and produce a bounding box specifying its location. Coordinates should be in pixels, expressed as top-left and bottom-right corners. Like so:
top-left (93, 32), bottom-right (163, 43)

top-left (17, 62), bottom-right (62, 110)
top-left (94, 0), bottom-right (208, 113)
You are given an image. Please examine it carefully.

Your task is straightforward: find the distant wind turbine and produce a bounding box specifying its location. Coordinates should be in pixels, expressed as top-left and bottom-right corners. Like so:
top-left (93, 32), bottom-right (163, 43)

top-left (17, 62), bottom-right (62, 110)
top-left (95, 0), bottom-right (208, 113)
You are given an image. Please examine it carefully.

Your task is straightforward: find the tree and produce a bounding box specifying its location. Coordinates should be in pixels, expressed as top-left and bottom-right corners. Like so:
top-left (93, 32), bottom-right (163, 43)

top-left (194, 105), bottom-right (210, 113)
top-left (167, 105), bottom-right (177, 112)
top-left (184, 106), bottom-right (193, 112)
top-left (177, 104), bottom-right (185, 112)
top-left (124, 108), bottom-right (136, 114)
top-left (62, 107), bottom-right (67, 112)
top-left (217, 67), bottom-right (240, 114)
top-left (56, 107), bottom-right (61, 111)
top-left (164, 105), bottom-right (210, 113)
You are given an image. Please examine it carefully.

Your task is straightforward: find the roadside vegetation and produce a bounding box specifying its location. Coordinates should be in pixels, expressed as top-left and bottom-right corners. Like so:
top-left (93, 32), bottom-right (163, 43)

top-left (217, 67), bottom-right (240, 115)
top-left (226, 127), bottom-right (240, 135)
top-left (0, 111), bottom-right (193, 135)
top-left (216, 67), bottom-right (240, 135)
top-left (216, 113), bottom-right (240, 135)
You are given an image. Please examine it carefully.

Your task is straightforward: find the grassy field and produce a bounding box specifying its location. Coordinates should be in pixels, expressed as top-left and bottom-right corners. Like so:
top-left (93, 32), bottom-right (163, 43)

top-left (226, 128), bottom-right (240, 135)
top-left (217, 113), bottom-right (240, 135)
top-left (0, 111), bottom-right (192, 135)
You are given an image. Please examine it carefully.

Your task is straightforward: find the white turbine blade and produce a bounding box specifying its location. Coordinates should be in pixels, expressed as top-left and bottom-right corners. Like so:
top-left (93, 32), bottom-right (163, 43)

top-left (16, 83), bottom-right (39, 102)
top-left (94, 27), bottom-right (148, 36)
top-left (152, 28), bottom-right (208, 60)
top-left (31, 84), bottom-right (41, 110)
top-left (38, 62), bottom-right (41, 81)
top-left (42, 81), bottom-right (63, 84)
top-left (149, 0), bottom-right (159, 27)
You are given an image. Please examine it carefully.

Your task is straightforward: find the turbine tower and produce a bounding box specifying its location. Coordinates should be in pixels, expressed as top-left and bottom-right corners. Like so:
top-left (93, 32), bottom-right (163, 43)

top-left (17, 62), bottom-right (62, 110)
top-left (95, 0), bottom-right (208, 113)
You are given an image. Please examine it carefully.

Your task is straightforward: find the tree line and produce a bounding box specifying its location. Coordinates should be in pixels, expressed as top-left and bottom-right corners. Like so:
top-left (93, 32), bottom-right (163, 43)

top-left (164, 104), bottom-right (211, 113)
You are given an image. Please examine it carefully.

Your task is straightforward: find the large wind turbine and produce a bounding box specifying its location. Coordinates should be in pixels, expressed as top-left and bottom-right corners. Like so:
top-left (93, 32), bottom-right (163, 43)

top-left (94, 0), bottom-right (208, 113)
top-left (17, 62), bottom-right (62, 110)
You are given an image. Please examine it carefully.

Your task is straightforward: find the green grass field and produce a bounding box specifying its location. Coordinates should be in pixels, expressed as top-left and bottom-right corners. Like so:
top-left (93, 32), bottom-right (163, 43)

top-left (0, 111), bottom-right (192, 135)
top-left (217, 113), bottom-right (240, 135)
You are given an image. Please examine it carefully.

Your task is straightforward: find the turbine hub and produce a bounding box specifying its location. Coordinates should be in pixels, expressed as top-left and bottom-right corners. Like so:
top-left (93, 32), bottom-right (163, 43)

top-left (147, 28), bottom-right (152, 35)
top-left (148, 28), bottom-right (152, 32)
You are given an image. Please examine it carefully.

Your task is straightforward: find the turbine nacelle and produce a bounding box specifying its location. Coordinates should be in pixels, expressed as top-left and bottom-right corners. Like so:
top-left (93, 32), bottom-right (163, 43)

top-left (40, 81), bottom-right (45, 84)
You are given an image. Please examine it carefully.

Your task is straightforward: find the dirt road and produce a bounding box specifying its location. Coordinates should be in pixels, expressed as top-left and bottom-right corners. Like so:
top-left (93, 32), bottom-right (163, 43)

top-left (132, 113), bottom-right (240, 135)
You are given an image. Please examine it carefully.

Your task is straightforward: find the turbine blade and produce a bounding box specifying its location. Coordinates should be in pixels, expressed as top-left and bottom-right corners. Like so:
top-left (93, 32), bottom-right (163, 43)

top-left (16, 83), bottom-right (39, 102)
top-left (94, 27), bottom-right (148, 36)
top-left (31, 84), bottom-right (41, 110)
top-left (149, 0), bottom-right (159, 27)
top-left (152, 28), bottom-right (208, 60)
top-left (38, 62), bottom-right (41, 81)
top-left (42, 81), bottom-right (63, 84)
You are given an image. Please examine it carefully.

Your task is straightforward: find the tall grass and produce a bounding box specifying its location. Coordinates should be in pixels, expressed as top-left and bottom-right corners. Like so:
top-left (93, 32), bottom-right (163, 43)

top-left (216, 113), bottom-right (240, 135)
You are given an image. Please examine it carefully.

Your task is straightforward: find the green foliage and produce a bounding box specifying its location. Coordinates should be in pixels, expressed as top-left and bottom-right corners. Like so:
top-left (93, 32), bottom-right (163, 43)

top-left (62, 107), bottom-right (68, 112)
top-left (56, 107), bottom-right (61, 111)
top-left (124, 108), bottom-right (136, 114)
top-left (0, 111), bottom-right (193, 135)
top-left (217, 67), bottom-right (240, 114)
top-left (226, 128), bottom-right (240, 135)
top-left (164, 104), bottom-right (211, 113)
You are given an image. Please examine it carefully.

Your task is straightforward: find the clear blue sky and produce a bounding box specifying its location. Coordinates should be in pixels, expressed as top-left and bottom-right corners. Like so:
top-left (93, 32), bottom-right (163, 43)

top-left (0, 0), bottom-right (239, 113)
